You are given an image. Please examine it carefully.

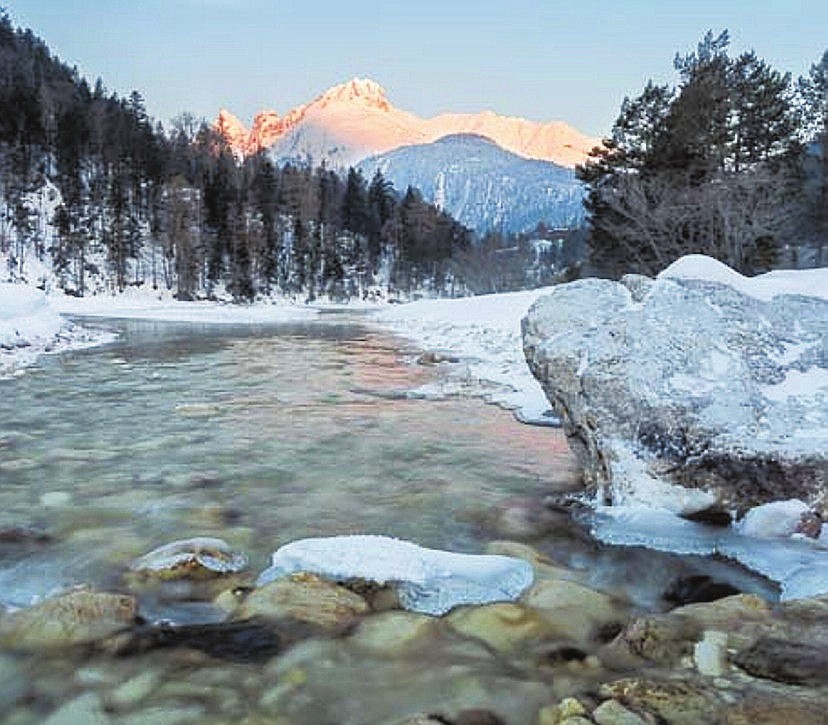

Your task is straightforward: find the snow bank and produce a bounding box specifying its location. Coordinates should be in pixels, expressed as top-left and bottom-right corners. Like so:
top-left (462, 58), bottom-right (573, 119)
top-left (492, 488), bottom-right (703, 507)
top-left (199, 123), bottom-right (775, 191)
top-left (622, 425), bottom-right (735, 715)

top-left (371, 289), bottom-right (558, 422)
top-left (659, 254), bottom-right (828, 302)
top-left (51, 286), bottom-right (322, 324)
top-left (0, 282), bottom-right (63, 347)
top-left (0, 283), bottom-right (109, 378)
top-left (257, 534), bottom-right (534, 616)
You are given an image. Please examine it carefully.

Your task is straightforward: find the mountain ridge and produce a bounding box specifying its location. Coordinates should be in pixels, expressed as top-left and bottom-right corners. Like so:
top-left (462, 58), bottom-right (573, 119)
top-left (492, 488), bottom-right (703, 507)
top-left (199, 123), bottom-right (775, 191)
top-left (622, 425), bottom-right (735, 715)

top-left (216, 77), bottom-right (599, 168)
top-left (359, 133), bottom-right (585, 234)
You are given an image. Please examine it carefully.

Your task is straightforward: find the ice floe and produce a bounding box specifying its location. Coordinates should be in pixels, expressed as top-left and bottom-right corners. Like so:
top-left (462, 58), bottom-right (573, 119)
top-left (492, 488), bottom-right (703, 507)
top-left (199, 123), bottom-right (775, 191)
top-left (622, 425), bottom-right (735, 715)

top-left (256, 535), bottom-right (534, 615)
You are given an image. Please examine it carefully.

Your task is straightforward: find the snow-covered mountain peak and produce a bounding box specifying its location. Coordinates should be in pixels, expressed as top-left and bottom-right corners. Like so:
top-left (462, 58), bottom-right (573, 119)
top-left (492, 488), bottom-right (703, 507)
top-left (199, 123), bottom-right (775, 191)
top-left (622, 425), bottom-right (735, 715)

top-left (310, 77), bottom-right (390, 112)
top-left (216, 79), bottom-right (599, 168)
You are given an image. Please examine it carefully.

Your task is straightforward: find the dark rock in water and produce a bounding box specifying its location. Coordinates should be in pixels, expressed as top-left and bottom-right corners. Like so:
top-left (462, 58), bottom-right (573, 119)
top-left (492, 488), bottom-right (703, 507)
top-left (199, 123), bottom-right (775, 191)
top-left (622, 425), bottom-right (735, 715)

top-left (417, 351), bottom-right (460, 365)
top-left (111, 618), bottom-right (303, 663)
top-left (663, 575), bottom-right (742, 607)
top-left (794, 509), bottom-right (823, 539)
top-left (733, 637), bottom-right (828, 685)
top-left (454, 710), bottom-right (508, 725)
top-left (536, 643), bottom-right (589, 666)
top-left (680, 506), bottom-right (733, 527)
top-left (0, 525), bottom-right (52, 544)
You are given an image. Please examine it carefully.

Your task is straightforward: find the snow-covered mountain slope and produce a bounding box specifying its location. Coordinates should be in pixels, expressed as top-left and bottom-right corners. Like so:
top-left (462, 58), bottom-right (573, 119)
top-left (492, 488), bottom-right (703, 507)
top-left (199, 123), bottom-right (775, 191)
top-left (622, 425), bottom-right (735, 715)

top-left (359, 134), bottom-right (585, 233)
top-left (217, 78), bottom-right (598, 169)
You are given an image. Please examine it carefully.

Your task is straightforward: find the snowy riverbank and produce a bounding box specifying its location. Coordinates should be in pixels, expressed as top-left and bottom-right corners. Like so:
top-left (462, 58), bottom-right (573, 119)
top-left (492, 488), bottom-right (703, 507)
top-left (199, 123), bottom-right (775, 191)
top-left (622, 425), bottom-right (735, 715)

top-left (370, 289), bottom-right (557, 422)
top-left (0, 283), bottom-right (112, 379)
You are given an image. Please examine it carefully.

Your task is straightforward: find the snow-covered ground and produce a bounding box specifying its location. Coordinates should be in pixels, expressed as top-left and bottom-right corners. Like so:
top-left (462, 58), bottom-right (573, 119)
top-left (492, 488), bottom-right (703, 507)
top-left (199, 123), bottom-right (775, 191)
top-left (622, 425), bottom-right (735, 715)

top-left (51, 285), bottom-right (323, 324)
top-left (370, 288), bottom-right (557, 423)
top-left (0, 283), bottom-right (113, 379)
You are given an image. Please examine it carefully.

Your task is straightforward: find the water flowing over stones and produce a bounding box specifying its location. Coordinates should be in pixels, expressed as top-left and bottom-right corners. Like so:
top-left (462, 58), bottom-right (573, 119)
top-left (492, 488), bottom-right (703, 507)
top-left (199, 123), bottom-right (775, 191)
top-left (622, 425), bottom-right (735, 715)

top-left (522, 260), bottom-right (828, 515)
top-left (0, 589), bottom-right (137, 650)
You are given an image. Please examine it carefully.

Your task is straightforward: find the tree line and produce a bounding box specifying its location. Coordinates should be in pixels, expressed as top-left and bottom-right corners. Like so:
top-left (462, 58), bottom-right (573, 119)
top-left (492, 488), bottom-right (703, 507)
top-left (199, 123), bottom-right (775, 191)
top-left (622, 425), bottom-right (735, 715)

top-left (578, 31), bottom-right (827, 277)
top-left (0, 11), bottom-right (471, 301)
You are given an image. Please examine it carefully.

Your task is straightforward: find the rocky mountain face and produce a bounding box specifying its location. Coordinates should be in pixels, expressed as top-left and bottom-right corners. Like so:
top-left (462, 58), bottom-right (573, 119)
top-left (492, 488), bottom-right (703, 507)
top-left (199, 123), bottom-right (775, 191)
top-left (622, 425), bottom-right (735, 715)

top-left (216, 78), bottom-right (598, 169)
top-left (359, 134), bottom-right (584, 234)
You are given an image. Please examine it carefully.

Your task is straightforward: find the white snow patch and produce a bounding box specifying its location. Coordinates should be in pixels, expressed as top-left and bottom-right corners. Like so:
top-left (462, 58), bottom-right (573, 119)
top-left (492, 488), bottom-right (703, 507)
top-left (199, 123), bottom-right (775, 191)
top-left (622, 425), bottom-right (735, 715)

top-left (659, 255), bottom-right (828, 302)
top-left (761, 367), bottom-right (828, 403)
top-left (0, 283), bottom-right (63, 346)
top-left (50, 286), bottom-right (323, 324)
top-left (371, 288), bottom-right (558, 421)
top-left (735, 499), bottom-right (810, 538)
top-left (256, 534), bottom-right (534, 616)
top-left (0, 282), bottom-right (112, 378)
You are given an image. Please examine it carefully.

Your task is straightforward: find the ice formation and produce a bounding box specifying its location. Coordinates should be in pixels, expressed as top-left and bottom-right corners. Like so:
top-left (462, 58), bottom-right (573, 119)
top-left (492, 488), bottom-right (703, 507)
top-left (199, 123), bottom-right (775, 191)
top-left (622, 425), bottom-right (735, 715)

top-left (256, 535), bottom-right (534, 615)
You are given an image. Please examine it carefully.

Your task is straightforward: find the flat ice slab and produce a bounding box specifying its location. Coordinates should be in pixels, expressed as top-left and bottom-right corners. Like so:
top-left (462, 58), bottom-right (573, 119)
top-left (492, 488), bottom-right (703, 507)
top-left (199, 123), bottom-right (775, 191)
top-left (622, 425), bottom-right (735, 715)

top-left (256, 534), bottom-right (534, 615)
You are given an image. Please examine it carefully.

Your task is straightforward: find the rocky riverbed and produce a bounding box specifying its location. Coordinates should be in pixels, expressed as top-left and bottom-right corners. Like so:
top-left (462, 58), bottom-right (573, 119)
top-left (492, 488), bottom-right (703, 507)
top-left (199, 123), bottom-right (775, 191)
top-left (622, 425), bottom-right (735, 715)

top-left (0, 536), bottom-right (825, 725)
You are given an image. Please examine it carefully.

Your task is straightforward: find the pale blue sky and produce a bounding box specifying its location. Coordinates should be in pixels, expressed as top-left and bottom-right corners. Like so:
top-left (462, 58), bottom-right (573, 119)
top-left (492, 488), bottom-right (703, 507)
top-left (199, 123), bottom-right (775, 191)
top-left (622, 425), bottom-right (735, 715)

top-left (6, 1), bottom-right (826, 136)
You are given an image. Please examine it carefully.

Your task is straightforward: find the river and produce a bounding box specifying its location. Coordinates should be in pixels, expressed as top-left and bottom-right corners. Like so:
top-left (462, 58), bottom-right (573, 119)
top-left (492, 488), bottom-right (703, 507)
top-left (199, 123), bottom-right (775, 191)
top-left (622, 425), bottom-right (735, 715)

top-left (0, 317), bottom-right (776, 724)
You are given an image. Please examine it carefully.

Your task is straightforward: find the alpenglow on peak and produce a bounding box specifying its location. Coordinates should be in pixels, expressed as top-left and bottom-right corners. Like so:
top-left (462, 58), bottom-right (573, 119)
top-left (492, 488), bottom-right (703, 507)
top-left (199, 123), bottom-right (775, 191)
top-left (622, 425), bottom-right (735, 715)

top-left (215, 78), bottom-right (599, 168)
top-left (313, 77), bottom-right (390, 111)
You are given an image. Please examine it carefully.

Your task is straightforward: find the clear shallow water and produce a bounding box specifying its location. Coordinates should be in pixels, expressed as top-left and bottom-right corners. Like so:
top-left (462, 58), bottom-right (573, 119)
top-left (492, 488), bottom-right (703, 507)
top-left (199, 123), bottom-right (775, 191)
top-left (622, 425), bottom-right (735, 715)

top-left (1, 317), bottom-right (584, 610)
top-left (0, 317), bottom-right (780, 724)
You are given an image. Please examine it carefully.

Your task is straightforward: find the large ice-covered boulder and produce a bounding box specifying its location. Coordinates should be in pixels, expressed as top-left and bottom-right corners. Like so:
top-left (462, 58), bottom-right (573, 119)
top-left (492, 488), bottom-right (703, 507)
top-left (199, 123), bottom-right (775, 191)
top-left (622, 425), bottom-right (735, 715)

top-left (256, 535), bottom-right (534, 616)
top-left (522, 255), bottom-right (828, 515)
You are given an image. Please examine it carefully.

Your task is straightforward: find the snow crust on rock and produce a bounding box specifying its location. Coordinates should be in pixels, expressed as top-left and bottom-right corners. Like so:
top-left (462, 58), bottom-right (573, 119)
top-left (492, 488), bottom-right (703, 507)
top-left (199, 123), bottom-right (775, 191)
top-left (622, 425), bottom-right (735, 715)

top-left (520, 255), bottom-right (828, 600)
top-left (256, 535), bottom-right (534, 616)
top-left (735, 499), bottom-right (811, 538)
top-left (659, 254), bottom-right (828, 302)
top-left (371, 288), bottom-right (559, 423)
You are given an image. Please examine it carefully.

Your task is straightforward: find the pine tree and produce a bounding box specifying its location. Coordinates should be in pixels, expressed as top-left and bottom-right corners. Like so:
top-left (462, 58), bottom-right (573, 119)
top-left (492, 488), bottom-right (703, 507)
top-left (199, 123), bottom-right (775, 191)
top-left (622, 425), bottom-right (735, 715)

top-left (578, 31), bottom-right (804, 276)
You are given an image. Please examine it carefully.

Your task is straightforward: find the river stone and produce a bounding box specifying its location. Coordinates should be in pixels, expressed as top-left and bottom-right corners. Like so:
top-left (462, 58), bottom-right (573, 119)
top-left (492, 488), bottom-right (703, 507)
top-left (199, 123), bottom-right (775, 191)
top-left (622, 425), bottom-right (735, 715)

top-left (0, 589), bottom-right (136, 650)
top-left (348, 610), bottom-right (437, 653)
top-left (722, 694), bottom-right (828, 724)
top-left (525, 579), bottom-right (624, 644)
top-left (42, 693), bottom-right (110, 725)
top-left (591, 699), bottom-right (650, 725)
top-left (522, 258), bottom-right (828, 514)
top-left (108, 670), bottom-right (164, 709)
top-left (732, 637), bottom-right (828, 685)
top-left (598, 677), bottom-right (724, 725)
top-left (602, 594), bottom-right (771, 667)
top-left (485, 541), bottom-right (577, 583)
top-left (0, 654), bottom-right (27, 710)
top-left (129, 537), bottom-right (247, 579)
top-left (115, 705), bottom-right (205, 725)
top-left (235, 573), bottom-right (368, 630)
top-left (537, 697), bottom-right (588, 725)
top-left (447, 602), bottom-right (562, 654)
